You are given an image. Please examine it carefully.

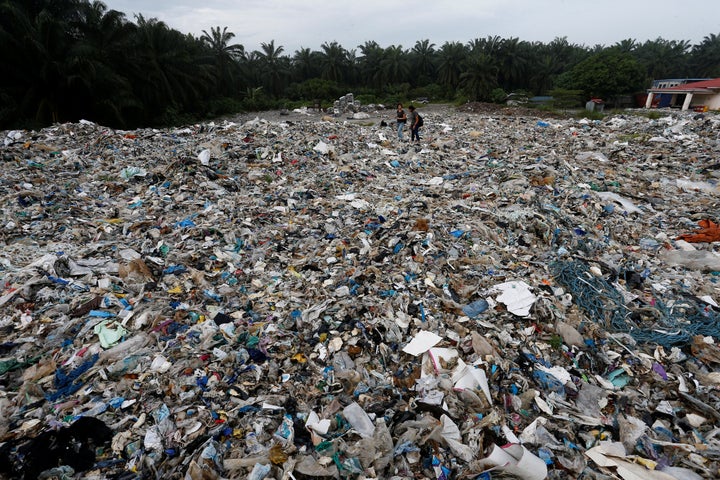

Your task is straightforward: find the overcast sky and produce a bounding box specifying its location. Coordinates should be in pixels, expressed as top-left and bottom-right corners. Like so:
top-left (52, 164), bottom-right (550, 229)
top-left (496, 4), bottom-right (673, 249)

top-left (104, 0), bottom-right (720, 54)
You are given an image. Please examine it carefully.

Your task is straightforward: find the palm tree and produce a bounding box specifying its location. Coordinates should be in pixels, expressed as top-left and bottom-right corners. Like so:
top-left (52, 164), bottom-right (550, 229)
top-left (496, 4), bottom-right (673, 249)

top-left (468, 35), bottom-right (502, 57)
top-left (292, 47), bottom-right (321, 81)
top-left (75, 1), bottom-right (130, 47)
top-left (200, 26), bottom-right (244, 96)
top-left (634, 38), bottom-right (690, 82)
top-left (528, 49), bottom-right (559, 95)
top-left (130, 15), bottom-right (212, 122)
top-left (380, 45), bottom-right (410, 85)
top-left (255, 40), bottom-right (289, 97)
top-left (357, 40), bottom-right (385, 89)
top-left (244, 50), bottom-right (269, 91)
top-left (69, 1), bottom-right (138, 125)
top-left (460, 53), bottom-right (498, 101)
top-left (0, 0), bottom-right (79, 124)
top-left (497, 37), bottom-right (530, 92)
top-left (613, 38), bottom-right (637, 53)
top-left (437, 41), bottom-right (467, 90)
top-left (345, 48), bottom-right (358, 85)
top-left (410, 39), bottom-right (436, 82)
top-left (319, 41), bottom-right (349, 83)
top-left (0, 1), bottom-right (38, 124)
top-left (547, 36), bottom-right (589, 68)
top-left (689, 33), bottom-right (720, 77)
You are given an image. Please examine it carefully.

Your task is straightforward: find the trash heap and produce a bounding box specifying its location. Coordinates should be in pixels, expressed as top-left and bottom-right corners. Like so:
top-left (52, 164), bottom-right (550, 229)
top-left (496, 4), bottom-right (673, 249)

top-left (330, 93), bottom-right (378, 119)
top-left (333, 93), bottom-right (360, 115)
top-left (1, 106), bottom-right (720, 480)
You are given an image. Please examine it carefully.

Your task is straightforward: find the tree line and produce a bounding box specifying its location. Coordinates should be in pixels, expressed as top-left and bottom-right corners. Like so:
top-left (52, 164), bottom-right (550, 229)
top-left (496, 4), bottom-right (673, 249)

top-left (2, 0), bottom-right (720, 130)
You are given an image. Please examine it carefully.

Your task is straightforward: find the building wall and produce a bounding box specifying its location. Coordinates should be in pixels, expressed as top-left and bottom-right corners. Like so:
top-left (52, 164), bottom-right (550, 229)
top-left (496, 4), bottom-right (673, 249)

top-left (654, 80), bottom-right (682, 89)
top-left (651, 78), bottom-right (711, 89)
top-left (689, 93), bottom-right (720, 110)
top-left (705, 94), bottom-right (720, 110)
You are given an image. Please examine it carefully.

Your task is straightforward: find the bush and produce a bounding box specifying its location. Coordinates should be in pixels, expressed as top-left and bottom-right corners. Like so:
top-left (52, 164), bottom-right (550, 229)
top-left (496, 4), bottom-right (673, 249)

top-left (286, 79), bottom-right (343, 102)
top-left (574, 110), bottom-right (605, 121)
top-left (241, 87), bottom-right (275, 112)
top-left (155, 106), bottom-right (197, 127)
top-left (385, 82), bottom-right (411, 99)
top-left (549, 89), bottom-right (584, 109)
top-left (409, 83), bottom-right (448, 103)
top-left (490, 88), bottom-right (508, 104)
top-left (355, 93), bottom-right (382, 105)
top-left (277, 99), bottom-right (307, 110)
top-left (207, 97), bottom-right (243, 117)
top-left (453, 95), bottom-right (470, 106)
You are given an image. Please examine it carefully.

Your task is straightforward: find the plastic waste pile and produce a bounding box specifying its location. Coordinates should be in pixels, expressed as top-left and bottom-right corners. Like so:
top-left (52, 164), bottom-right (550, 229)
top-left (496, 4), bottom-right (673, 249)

top-left (331, 92), bottom-right (378, 119)
top-left (1, 106), bottom-right (720, 479)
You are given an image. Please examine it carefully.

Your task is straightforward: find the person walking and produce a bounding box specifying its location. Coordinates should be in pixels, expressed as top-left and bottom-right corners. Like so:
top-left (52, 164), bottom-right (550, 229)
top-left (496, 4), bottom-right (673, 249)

top-left (408, 105), bottom-right (421, 142)
top-left (396, 103), bottom-right (407, 140)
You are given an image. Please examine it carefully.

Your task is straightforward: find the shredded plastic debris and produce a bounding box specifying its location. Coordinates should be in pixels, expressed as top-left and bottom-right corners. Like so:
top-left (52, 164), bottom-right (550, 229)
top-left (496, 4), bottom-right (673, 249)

top-left (2, 104), bottom-right (720, 479)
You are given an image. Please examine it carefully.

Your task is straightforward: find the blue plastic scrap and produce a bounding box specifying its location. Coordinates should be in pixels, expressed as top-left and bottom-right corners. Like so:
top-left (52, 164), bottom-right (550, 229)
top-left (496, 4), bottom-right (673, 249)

top-left (45, 274), bottom-right (89, 292)
top-left (607, 368), bottom-right (630, 388)
top-left (47, 353), bottom-right (99, 401)
top-left (533, 369), bottom-right (566, 396)
top-left (462, 299), bottom-right (489, 318)
top-left (175, 217), bottom-right (196, 228)
top-left (162, 265), bottom-right (188, 275)
top-left (393, 441), bottom-right (420, 455)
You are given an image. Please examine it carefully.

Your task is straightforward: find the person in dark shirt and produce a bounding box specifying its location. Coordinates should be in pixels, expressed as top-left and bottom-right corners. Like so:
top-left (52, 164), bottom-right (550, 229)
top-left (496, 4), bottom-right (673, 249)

top-left (408, 105), bottom-right (421, 142)
top-left (396, 103), bottom-right (407, 140)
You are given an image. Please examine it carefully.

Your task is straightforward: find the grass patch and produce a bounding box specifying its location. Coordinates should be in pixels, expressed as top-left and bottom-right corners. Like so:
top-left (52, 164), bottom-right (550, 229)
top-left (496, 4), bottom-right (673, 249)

top-left (622, 109), bottom-right (663, 120)
top-left (572, 109), bottom-right (606, 121)
top-left (615, 133), bottom-right (644, 142)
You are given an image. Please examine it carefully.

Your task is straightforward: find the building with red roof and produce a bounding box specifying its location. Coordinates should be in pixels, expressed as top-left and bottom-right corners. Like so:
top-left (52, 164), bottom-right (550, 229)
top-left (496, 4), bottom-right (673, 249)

top-left (645, 77), bottom-right (720, 111)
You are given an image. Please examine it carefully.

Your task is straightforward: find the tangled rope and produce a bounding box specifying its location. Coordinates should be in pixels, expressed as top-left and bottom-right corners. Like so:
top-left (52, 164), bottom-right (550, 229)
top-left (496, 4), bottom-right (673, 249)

top-left (551, 260), bottom-right (719, 348)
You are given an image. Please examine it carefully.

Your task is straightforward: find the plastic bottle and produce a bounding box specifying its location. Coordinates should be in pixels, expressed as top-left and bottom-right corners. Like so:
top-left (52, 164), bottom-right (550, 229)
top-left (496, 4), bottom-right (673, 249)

top-left (247, 463), bottom-right (271, 480)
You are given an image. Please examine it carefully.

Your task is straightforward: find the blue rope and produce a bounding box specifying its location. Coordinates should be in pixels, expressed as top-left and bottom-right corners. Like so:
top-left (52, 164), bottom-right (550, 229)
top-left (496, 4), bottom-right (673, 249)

top-left (551, 260), bottom-right (719, 348)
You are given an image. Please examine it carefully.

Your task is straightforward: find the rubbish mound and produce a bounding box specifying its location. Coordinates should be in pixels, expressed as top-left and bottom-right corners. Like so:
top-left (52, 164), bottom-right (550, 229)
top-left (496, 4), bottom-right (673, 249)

top-left (1, 106), bottom-right (720, 479)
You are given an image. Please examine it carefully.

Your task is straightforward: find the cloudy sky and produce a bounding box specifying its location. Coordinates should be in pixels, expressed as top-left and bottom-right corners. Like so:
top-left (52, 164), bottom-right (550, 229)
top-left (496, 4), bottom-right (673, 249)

top-left (104, 0), bottom-right (719, 54)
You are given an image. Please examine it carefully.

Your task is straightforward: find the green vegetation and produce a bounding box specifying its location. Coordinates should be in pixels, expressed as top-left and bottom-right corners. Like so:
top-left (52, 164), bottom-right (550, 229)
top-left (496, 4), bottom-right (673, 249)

top-left (615, 132), bottom-right (645, 142)
top-left (573, 110), bottom-right (606, 121)
top-left (490, 88), bottom-right (508, 104)
top-left (557, 49), bottom-right (645, 102)
top-left (549, 335), bottom-right (564, 350)
top-left (548, 89), bottom-right (585, 109)
top-left (625, 110), bottom-right (663, 121)
top-left (1, 0), bottom-right (720, 129)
